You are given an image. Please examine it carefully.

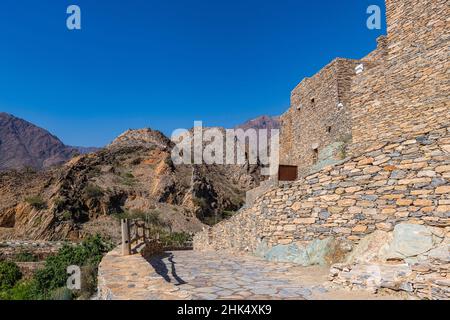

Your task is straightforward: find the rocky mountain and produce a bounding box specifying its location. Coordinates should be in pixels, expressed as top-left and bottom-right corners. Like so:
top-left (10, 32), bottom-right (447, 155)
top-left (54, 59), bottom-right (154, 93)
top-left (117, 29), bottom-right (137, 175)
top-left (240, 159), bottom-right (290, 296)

top-left (0, 113), bottom-right (98, 171)
top-left (0, 113), bottom-right (78, 170)
top-left (73, 146), bottom-right (102, 154)
top-left (235, 115), bottom-right (280, 131)
top-left (0, 126), bottom-right (263, 242)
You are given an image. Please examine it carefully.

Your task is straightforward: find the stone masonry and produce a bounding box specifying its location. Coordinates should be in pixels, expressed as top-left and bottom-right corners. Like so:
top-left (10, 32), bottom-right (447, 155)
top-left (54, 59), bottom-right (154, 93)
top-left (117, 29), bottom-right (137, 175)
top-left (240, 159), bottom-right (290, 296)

top-left (280, 58), bottom-right (358, 174)
top-left (194, 1), bottom-right (449, 299)
top-left (195, 126), bottom-right (449, 252)
top-left (280, 0), bottom-right (449, 175)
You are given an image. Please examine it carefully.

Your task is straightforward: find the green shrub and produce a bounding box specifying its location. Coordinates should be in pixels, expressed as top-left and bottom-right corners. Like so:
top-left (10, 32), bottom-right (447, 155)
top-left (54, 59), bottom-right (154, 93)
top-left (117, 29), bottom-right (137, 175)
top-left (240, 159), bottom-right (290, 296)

top-left (0, 279), bottom-right (41, 300)
top-left (0, 261), bottom-right (22, 290)
top-left (192, 197), bottom-right (208, 209)
top-left (53, 197), bottom-right (65, 208)
top-left (25, 196), bottom-right (46, 210)
top-left (49, 287), bottom-right (73, 300)
top-left (159, 232), bottom-right (192, 247)
top-left (14, 251), bottom-right (38, 262)
top-left (114, 209), bottom-right (167, 227)
top-left (120, 172), bottom-right (136, 186)
top-left (123, 172), bottom-right (134, 179)
top-left (33, 235), bottom-right (113, 298)
top-left (84, 185), bottom-right (103, 199)
top-left (61, 211), bottom-right (72, 221)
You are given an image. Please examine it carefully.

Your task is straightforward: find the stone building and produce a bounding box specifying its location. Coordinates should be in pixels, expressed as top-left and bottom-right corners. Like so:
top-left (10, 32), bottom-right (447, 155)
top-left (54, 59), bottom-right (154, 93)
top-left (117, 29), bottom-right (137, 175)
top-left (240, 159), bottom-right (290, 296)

top-left (194, 0), bottom-right (449, 299)
top-left (280, 58), bottom-right (359, 175)
top-left (280, 0), bottom-right (449, 177)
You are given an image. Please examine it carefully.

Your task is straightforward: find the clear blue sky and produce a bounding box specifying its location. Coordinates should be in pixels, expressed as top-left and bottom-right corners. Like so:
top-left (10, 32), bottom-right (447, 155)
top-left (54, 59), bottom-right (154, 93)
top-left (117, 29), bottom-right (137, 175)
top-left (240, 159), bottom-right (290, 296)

top-left (0, 0), bottom-right (386, 147)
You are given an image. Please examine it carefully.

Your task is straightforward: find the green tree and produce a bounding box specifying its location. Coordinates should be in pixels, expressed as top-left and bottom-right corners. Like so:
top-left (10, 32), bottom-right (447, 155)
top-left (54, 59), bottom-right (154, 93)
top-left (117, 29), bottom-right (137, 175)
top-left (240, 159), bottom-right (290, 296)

top-left (0, 261), bottom-right (22, 290)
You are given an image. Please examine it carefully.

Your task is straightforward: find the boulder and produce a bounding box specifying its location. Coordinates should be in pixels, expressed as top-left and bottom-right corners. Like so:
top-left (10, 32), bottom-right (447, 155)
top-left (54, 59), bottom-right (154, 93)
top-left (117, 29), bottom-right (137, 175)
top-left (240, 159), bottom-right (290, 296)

top-left (263, 237), bottom-right (347, 266)
top-left (385, 224), bottom-right (435, 259)
top-left (345, 230), bottom-right (393, 264)
top-left (254, 239), bottom-right (270, 258)
top-left (264, 243), bottom-right (306, 264)
top-left (307, 237), bottom-right (339, 266)
top-left (427, 239), bottom-right (450, 262)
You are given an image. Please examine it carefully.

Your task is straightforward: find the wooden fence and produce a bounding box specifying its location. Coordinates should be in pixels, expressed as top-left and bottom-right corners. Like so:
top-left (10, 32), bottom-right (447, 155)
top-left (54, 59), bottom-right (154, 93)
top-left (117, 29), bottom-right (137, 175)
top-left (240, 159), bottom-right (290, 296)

top-left (121, 218), bottom-right (194, 256)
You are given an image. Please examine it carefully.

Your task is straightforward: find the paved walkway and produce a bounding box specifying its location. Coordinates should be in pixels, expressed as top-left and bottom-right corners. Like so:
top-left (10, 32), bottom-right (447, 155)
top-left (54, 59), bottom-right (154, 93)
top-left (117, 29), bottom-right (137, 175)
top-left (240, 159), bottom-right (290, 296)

top-left (147, 251), bottom-right (359, 300)
top-left (98, 249), bottom-right (401, 300)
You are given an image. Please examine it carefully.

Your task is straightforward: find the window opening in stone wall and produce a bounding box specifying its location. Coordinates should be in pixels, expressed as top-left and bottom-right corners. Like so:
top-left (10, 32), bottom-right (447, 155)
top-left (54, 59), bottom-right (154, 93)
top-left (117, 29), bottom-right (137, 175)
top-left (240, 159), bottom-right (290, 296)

top-left (327, 126), bottom-right (332, 134)
top-left (311, 98), bottom-right (315, 107)
top-left (312, 148), bottom-right (319, 164)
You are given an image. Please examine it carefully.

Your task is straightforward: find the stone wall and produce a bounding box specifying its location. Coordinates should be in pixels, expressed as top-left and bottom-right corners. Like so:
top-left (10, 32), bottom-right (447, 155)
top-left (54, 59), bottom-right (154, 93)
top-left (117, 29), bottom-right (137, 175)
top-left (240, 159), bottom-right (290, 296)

top-left (350, 0), bottom-right (450, 155)
top-left (280, 58), bottom-right (359, 173)
top-left (279, 0), bottom-right (449, 173)
top-left (194, 126), bottom-right (450, 252)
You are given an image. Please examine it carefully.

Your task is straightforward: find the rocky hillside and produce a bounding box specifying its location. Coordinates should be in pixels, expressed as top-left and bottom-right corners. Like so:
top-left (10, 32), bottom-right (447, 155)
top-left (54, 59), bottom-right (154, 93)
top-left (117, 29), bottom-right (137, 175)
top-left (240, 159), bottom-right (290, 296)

top-left (0, 127), bottom-right (264, 242)
top-left (0, 113), bottom-right (77, 170)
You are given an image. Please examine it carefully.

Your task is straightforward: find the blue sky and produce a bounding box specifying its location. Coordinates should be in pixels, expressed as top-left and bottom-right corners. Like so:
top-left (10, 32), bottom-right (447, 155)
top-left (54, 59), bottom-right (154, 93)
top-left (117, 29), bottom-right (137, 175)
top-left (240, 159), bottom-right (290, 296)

top-left (0, 0), bottom-right (386, 147)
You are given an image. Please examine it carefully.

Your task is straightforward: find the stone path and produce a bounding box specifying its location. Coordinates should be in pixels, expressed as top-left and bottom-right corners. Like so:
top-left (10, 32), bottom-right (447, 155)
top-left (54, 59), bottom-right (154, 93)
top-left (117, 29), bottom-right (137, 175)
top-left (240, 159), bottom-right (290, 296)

top-left (147, 251), bottom-right (395, 300)
top-left (98, 248), bottom-right (402, 300)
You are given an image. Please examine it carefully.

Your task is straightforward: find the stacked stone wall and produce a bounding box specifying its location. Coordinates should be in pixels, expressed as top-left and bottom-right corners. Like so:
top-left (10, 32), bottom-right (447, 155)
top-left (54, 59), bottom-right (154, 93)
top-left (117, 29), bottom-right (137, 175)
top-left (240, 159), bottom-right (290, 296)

top-left (349, 0), bottom-right (450, 155)
top-left (280, 58), bottom-right (359, 173)
top-left (194, 126), bottom-right (450, 252)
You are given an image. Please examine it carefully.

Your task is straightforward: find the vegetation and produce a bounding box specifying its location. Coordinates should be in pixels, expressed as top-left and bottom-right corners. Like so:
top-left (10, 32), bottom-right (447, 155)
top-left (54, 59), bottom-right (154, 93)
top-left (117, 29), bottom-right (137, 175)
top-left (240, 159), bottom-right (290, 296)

top-left (113, 209), bottom-right (191, 247)
top-left (86, 167), bottom-right (101, 179)
top-left (192, 197), bottom-right (208, 210)
top-left (158, 231), bottom-right (192, 247)
top-left (120, 171), bottom-right (136, 186)
top-left (204, 210), bottom-right (236, 226)
top-left (53, 197), bottom-right (66, 208)
top-left (83, 184), bottom-right (104, 199)
top-left (61, 211), bottom-right (72, 221)
top-left (337, 134), bottom-right (352, 160)
top-left (0, 261), bottom-right (22, 291)
top-left (25, 195), bottom-right (46, 210)
top-left (14, 251), bottom-right (38, 262)
top-left (0, 235), bottom-right (113, 300)
top-left (113, 209), bottom-right (167, 226)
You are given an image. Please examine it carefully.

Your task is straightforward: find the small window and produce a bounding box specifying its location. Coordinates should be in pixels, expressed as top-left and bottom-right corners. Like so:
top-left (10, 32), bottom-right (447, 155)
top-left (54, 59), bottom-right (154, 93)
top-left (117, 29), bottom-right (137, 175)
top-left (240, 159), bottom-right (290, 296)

top-left (327, 126), bottom-right (332, 134)
top-left (311, 98), bottom-right (315, 105)
top-left (312, 148), bottom-right (319, 164)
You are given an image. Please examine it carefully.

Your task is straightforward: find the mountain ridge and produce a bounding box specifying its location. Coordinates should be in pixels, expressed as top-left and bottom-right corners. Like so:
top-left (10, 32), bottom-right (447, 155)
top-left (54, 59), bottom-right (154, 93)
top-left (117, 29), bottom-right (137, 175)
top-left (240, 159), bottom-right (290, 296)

top-left (0, 113), bottom-right (99, 171)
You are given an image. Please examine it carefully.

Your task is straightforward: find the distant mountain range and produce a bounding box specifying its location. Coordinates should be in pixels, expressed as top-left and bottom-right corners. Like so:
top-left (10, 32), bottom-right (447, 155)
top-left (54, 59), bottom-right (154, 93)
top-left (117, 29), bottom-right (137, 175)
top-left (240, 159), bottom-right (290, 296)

top-left (235, 115), bottom-right (280, 132)
top-left (0, 112), bottom-right (279, 171)
top-left (0, 113), bottom-right (100, 171)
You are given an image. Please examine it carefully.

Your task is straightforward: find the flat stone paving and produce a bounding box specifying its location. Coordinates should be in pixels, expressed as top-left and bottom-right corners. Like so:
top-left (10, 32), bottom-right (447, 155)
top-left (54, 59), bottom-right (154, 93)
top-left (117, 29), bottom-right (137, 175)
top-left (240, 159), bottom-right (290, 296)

top-left (147, 250), bottom-right (386, 300)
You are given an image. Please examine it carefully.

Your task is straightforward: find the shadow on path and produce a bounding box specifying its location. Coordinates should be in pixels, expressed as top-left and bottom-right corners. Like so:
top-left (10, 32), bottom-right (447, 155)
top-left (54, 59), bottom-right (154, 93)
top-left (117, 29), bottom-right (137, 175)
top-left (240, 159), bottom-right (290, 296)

top-left (146, 252), bottom-right (187, 285)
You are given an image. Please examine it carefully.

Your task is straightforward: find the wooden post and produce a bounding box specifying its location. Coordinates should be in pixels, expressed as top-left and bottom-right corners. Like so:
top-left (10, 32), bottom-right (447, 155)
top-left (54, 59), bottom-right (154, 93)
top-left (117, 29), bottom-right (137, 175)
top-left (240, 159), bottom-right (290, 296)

top-left (142, 225), bottom-right (146, 243)
top-left (121, 219), bottom-right (131, 256)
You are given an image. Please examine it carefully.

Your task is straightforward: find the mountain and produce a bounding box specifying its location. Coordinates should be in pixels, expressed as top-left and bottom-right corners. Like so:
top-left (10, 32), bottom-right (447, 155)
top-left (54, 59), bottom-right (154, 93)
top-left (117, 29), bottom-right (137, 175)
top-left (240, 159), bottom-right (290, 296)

top-left (235, 115), bottom-right (280, 131)
top-left (0, 112), bottom-right (77, 170)
top-left (0, 113), bottom-right (97, 171)
top-left (72, 146), bottom-right (102, 154)
top-left (0, 114), bottom-right (279, 241)
top-left (0, 127), bottom-right (263, 241)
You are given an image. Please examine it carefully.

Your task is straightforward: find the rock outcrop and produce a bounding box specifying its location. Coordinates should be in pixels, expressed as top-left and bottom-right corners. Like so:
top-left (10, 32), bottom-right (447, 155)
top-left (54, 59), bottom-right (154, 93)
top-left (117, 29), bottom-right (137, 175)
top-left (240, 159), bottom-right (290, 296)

top-left (329, 223), bottom-right (449, 300)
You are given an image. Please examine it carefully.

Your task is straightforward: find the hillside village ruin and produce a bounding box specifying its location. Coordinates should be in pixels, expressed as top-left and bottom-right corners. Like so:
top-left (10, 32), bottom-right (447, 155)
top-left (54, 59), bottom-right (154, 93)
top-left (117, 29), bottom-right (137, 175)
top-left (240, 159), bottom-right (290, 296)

top-left (2, 0), bottom-right (447, 301)
top-left (193, 0), bottom-right (449, 299)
